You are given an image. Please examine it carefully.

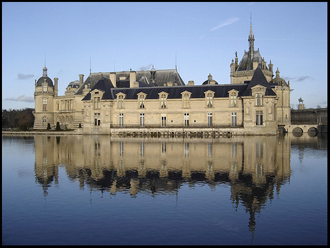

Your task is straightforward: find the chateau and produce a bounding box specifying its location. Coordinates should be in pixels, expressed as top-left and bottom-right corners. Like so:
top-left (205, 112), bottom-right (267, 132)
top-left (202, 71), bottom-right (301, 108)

top-left (33, 22), bottom-right (291, 135)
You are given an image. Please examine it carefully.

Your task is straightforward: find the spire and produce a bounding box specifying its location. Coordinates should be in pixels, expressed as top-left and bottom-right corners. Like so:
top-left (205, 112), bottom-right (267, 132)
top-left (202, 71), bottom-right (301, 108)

top-left (42, 66), bottom-right (47, 77)
top-left (248, 13), bottom-right (255, 59)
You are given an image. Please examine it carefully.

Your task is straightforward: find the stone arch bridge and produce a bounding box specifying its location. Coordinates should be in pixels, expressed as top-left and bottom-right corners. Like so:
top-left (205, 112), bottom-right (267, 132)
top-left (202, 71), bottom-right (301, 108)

top-left (285, 124), bottom-right (318, 134)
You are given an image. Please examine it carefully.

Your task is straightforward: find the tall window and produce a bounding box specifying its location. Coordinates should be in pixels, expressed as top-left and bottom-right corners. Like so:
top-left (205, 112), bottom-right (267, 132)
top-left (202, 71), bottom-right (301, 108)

top-left (206, 93), bottom-right (213, 108)
top-left (94, 113), bottom-right (100, 126)
top-left (43, 85), bottom-right (47, 92)
top-left (255, 93), bottom-right (263, 106)
top-left (140, 113), bottom-right (145, 127)
top-left (119, 113), bottom-right (124, 127)
top-left (256, 111), bottom-right (263, 125)
top-left (160, 93), bottom-right (167, 108)
top-left (118, 95), bottom-right (124, 109)
top-left (94, 97), bottom-right (100, 109)
top-left (182, 92), bottom-right (190, 108)
top-left (184, 113), bottom-right (189, 127)
top-left (140, 142), bottom-right (144, 156)
top-left (230, 94), bottom-right (237, 107)
top-left (161, 116), bottom-right (166, 127)
top-left (231, 112), bottom-right (237, 127)
top-left (139, 95), bottom-right (145, 109)
top-left (207, 112), bottom-right (213, 127)
top-left (43, 99), bottom-right (47, 111)
top-left (42, 116), bottom-right (47, 127)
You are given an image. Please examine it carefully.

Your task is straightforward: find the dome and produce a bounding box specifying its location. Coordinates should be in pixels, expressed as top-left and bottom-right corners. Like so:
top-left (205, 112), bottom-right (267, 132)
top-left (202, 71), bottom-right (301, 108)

top-left (271, 68), bottom-right (288, 87)
top-left (67, 80), bottom-right (80, 88)
top-left (36, 66), bottom-right (53, 87)
top-left (36, 76), bottom-right (53, 87)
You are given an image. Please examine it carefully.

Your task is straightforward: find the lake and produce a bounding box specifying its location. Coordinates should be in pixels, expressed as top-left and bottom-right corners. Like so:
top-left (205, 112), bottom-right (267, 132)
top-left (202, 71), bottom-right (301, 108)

top-left (2, 133), bottom-right (327, 245)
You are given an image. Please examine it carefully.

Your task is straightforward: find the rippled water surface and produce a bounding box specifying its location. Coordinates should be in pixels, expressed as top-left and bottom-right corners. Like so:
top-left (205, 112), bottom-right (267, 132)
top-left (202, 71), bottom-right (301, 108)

top-left (2, 134), bottom-right (327, 245)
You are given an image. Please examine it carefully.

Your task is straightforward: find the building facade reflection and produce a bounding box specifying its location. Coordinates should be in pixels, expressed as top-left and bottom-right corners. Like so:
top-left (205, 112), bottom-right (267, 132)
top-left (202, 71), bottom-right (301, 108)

top-left (34, 135), bottom-right (294, 236)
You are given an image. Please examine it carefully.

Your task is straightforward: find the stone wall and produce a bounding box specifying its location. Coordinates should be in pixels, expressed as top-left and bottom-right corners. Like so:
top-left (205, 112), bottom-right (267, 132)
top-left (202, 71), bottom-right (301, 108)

top-left (291, 108), bottom-right (327, 125)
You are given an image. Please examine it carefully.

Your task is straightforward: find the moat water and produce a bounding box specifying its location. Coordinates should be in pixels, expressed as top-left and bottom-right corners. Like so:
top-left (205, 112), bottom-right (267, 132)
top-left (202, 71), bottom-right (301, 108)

top-left (2, 133), bottom-right (327, 245)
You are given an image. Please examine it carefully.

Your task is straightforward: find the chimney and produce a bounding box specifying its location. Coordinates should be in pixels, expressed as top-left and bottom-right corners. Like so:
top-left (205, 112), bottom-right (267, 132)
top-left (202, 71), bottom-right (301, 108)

top-left (110, 72), bottom-right (116, 87)
top-left (130, 70), bottom-right (136, 88)
top-left (79, 74), bottom-right (84, 87)
top-left (54, 78), bottom-right (58, 96)
top-left (188, 80), bottom-right (194, 86)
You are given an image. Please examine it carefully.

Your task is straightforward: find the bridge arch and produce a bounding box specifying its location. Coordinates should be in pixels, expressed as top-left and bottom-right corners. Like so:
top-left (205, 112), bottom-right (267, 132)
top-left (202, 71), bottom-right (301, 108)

top-left (307, 127), bottom-right (318, 137)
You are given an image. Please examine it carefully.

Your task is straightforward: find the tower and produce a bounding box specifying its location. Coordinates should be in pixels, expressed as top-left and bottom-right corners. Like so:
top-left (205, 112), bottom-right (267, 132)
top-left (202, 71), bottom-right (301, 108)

top-left (33, 66), bottom-right (56, 129)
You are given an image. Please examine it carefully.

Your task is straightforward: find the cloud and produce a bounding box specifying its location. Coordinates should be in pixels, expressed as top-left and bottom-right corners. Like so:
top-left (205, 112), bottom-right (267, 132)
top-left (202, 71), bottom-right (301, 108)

top-left (283, 76), bottom-right (311, 82)
top-left (210, 17), bottom-right (239, 31)
top-left (139, 64), bottom-right (153, 70)
top-left (17, 73), bottom-right (34, 80)
top-left (4, 94), bottom-right (34, 103)
top-left (297, 76), bottom-right (310, 82)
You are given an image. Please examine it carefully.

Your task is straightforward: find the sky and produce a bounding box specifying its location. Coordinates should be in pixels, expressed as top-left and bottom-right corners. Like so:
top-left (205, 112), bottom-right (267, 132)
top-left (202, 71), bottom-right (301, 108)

top-left (2, 2), bottom-right (327, 110)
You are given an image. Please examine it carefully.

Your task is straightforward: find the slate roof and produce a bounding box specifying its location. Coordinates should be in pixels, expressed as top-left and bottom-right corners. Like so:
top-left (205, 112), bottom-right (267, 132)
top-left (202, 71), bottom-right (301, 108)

top-left (36, 76), bottom-right (53, 87)
top-left (110, 84), bottom-right (248, 100)
top-left (236, 49), bottom-right (267, 71)
top-left (81, 67), bottom-right (276, 102)
top-left (241, 67), bottom-right (276, 96)
top-left (82, 77), bottom-right (114, 101)
top-left (76, 73), bottom-right (110, 95)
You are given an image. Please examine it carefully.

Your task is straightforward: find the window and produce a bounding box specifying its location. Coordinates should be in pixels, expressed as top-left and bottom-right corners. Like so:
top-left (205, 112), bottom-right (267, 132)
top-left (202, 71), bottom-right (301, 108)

top-left (184, 142), bottom-right (189, 157)
top-left (206, 93), bottom-right (213, 108)
top-left (43, 99), bottom-right (47, 111)
top-left (255, 93), bottom-right (263, 106)
top-left (231, 143), bottom-right (237, 158)
top-left (42, 116), bottom-right (47, 128)
top-left (140, 142), bottom-right (144, 156)
top-left (207, 143), bottom-right (213, 158)
top-left (140, 113), bottom-right (145, 127)
top-left (231, 112), bottom-right (237, 127)
top-left (207, 112), bottom-right (213, 127)
top-left (94, 97), bottom-right (100, 109)
top-left (139, 95), bottom-right (145, 109)
top-left (161, 142), bottom-right (166, 154)
top-left (94, 113), bottom-right (100, 126)
top-left (256, 142), bottom-right (263, 158)
top-left (256, 111), bottom-right (263, 125)
top-left (184, 113), bottom-right (189, 127)
top-left (43, 85), bottom-right (47, 92)
top-left (161, 116), bottom-right (166, 127)
top-left (119, 113), bottom-right (124, 127)
top-left (119, 142), bottom-right (124, 156)
top-left (160, 93), bottom-right (167, 108)
top-left (182, 92), bottom-right (190, 108)
top-left (230, 94), bottom-right (237, 107)
top-left (118, 95), bottom-right (124, 109)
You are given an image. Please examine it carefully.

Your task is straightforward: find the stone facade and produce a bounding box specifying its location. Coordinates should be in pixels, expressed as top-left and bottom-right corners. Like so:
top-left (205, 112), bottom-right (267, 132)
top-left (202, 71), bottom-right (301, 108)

top-left (33, 22), bottom-right (292, 135)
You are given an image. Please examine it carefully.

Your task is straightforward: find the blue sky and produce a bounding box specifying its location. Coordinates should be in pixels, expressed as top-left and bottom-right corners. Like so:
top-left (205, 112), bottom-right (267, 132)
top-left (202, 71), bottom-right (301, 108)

top-left (2, 2), bottom-right (327, 110)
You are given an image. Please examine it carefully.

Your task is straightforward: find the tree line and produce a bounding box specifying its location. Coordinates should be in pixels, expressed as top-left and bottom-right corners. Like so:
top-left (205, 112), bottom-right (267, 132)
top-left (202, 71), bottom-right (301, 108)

top-left (2, 108), bottom-right (34, 130)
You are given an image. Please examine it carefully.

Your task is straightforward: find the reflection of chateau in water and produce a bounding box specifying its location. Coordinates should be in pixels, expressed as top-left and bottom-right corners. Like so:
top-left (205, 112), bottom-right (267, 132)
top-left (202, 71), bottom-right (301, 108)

top-left (34, 135), bottom-right (292, 236)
